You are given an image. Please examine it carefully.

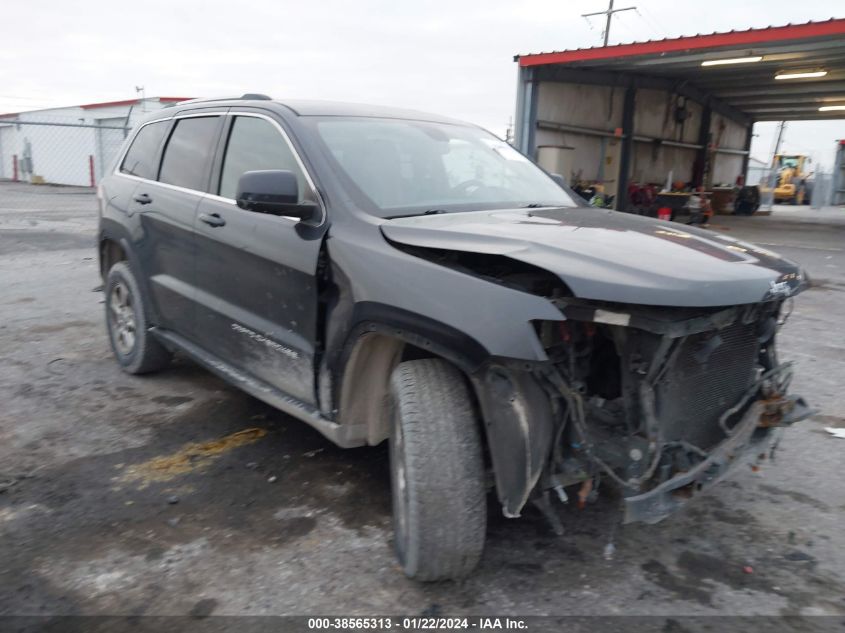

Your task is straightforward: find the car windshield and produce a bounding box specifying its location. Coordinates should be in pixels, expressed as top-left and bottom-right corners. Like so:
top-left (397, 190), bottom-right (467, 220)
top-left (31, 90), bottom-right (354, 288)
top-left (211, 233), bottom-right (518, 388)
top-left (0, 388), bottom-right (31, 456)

top-left (309, 117), bottom-right (577, 217)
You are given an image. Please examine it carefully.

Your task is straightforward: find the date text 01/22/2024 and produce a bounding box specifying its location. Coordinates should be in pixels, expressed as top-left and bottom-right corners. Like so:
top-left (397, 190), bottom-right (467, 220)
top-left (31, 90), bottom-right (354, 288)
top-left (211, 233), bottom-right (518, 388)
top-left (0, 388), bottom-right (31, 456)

top-left (307, 617), bottom-right (529, 630)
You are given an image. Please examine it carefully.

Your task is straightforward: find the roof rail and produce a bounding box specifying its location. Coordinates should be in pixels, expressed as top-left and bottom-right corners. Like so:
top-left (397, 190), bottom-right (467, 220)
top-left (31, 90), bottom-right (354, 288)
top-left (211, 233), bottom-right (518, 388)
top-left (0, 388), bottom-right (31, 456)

top-left (175, 94), bottom-right (273, 106)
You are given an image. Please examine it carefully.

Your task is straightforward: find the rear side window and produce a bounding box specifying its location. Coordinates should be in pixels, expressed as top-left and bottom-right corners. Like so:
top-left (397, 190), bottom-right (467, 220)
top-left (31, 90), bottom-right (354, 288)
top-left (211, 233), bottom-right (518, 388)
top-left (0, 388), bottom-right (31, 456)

top-left (219, 116), bottom-right (311, 201)
top-left (159, 117), bottom-right (220, 191)
top-left (120, 121), bottom-right (168, 179)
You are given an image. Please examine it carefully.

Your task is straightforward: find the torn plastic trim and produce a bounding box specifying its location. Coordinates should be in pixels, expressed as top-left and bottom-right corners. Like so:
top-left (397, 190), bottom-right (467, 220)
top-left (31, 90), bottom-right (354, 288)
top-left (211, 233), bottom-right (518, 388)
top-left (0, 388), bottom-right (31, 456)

top-left (623, 383), bottom-right (814, 524)
top-left (624, 401), bottom-right (765, 524)
top-left (718, 363), bottom-right (793, 436)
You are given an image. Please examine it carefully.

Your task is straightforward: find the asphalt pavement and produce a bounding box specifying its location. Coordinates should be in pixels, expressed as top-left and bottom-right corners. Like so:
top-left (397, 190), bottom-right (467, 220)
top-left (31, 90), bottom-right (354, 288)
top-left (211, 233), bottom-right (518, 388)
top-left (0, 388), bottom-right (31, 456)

top-left (1, 182), bottom-right (843, 625)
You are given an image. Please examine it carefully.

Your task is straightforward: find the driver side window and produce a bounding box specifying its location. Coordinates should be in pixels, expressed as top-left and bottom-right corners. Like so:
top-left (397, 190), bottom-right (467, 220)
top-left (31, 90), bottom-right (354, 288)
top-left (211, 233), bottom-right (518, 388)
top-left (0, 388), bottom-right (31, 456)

top-left (219, 116), bottom-right (311, 201)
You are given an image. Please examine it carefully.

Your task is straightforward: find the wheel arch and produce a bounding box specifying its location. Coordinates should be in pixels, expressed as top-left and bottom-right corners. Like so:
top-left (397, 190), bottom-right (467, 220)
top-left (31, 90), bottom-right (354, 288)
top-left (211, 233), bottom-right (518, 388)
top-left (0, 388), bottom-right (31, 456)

top-left (99, 237), bottom-right (127, 280)
top-left (333, 308), bottom-right (489, 447)
top-left (98, 223), bottom-right (161, 326)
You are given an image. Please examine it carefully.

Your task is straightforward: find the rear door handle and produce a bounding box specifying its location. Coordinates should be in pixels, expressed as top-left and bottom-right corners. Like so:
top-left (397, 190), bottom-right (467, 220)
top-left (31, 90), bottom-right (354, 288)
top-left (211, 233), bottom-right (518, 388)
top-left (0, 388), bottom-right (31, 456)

top-left (199, 212), bottom-right (226, 228)
top-left (133, 193), bottom-right (152, 205)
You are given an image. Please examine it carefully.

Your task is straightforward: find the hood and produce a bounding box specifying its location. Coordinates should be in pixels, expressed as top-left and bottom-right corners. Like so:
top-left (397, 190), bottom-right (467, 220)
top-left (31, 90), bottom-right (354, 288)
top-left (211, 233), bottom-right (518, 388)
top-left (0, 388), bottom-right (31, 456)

top-left (380, 207), bottom-right (806, 307)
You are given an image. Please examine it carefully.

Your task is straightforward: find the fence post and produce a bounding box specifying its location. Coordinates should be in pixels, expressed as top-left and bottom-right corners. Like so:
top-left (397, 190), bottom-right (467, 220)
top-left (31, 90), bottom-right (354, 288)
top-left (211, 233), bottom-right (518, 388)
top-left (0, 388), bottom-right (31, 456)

top-left (13, 154), bottom-right (18, 181)
top-left (88, 155), bottom-right (95, 187)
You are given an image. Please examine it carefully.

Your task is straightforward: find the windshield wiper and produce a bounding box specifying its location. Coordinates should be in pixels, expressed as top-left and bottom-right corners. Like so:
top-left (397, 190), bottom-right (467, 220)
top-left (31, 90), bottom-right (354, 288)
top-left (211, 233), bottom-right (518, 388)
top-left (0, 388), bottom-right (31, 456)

top-left (521, 203), bottom-right (555, 208)
top-left (385, 209), bottom-right (449, 220)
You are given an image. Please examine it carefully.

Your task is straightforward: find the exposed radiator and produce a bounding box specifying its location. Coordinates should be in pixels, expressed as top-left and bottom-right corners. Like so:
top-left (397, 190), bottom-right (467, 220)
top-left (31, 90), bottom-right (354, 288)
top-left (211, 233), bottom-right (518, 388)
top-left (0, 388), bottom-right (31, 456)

top-left (655, 321), bottom-right (760, 449)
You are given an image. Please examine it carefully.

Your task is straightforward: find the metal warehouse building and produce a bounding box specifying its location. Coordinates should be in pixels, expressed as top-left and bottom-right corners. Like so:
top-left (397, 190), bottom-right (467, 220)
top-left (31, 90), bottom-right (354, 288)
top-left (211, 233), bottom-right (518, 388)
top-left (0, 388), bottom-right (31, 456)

top-left (513, 19), bottom-right (845, 210)
top-left (0, 97), bottom-right (187, 187)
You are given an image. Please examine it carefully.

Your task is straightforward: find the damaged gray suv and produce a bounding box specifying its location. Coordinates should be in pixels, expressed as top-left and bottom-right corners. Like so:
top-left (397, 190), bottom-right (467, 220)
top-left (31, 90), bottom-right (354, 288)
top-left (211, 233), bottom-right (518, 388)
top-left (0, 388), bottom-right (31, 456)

top-left (98, 95), bottom-right (811, 580)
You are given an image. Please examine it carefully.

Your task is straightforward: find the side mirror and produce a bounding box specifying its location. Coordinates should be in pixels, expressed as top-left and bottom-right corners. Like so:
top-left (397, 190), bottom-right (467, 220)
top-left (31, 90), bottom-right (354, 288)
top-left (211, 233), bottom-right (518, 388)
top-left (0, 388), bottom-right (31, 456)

top-left (236, 170), bottom-right (317, 220)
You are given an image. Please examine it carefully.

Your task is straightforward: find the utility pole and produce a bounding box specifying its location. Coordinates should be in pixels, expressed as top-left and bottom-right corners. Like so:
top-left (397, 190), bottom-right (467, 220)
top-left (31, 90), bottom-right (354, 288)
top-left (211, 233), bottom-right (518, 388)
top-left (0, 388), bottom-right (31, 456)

top-left (771, 121), bottom-right (787, 161)
top-left (582, 0), bottom-right (637, 46)
top-left (764, 121), bottom-right (788, 208)
top-left (135, 85), bottom-right (146, 113)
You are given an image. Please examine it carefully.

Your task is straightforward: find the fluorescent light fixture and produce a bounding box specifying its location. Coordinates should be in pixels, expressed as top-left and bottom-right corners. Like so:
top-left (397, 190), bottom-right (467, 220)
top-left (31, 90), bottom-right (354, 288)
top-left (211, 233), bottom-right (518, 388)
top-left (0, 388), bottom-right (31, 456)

top-left (819, 105), bottom-right (845, 112)
top-left (701, 56), bottom-right (763, 67)
top-left (775, 70), bottom-right (828, 80)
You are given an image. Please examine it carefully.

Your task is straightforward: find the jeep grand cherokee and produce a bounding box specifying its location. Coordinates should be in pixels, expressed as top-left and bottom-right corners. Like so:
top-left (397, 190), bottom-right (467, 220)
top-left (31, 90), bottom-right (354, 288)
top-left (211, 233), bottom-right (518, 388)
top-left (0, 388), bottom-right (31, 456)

top-left (98, 94), bottom-right (811, 581)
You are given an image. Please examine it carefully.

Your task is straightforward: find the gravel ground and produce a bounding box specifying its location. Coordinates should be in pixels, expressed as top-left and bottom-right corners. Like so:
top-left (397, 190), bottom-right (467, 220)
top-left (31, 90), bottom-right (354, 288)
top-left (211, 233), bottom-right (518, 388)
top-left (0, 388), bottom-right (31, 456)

top-left (1, 182), bottom-right (844, 627)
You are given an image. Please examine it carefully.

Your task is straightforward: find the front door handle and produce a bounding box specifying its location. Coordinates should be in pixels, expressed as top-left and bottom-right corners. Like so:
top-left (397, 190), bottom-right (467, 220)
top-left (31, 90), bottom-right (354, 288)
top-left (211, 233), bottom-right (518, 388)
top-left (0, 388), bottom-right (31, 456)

top-left (199, 212), bottom-right (226, 228)
top-left (133, 193), bottom-right (153, 205)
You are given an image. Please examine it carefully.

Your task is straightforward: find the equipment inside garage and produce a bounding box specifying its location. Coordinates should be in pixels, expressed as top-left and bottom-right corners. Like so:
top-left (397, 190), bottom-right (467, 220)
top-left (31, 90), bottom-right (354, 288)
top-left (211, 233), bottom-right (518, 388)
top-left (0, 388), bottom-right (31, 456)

top-left (513, 19), bottom-right (845, 219)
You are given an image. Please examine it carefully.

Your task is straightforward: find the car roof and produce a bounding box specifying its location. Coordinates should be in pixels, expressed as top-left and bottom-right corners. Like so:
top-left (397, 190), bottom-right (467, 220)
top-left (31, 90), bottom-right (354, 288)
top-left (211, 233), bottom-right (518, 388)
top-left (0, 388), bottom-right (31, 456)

top-left (277, 100), bottom-right (467, 124)
top-left (156, 96), bottom-right (472, 126)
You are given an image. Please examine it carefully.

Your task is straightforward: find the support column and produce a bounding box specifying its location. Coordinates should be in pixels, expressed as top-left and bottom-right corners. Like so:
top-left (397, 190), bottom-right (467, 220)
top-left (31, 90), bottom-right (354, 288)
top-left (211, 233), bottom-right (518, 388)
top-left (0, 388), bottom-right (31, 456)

top-left (615, 86), bottom-right (636, 211)
top-left (740, 123), bottom-right (754, 186)
top-left (693, 105), bottom-right (712, 188)
top-left (526, 80), bottom-right (539, 159)
top-left (514, 65), bottom-right (539, 158)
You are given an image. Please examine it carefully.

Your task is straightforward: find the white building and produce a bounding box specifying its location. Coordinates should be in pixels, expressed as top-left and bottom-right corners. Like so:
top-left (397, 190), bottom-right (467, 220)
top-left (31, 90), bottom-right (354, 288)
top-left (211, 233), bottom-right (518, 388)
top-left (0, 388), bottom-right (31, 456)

top-left (0, 96), bottom-right (189, 187)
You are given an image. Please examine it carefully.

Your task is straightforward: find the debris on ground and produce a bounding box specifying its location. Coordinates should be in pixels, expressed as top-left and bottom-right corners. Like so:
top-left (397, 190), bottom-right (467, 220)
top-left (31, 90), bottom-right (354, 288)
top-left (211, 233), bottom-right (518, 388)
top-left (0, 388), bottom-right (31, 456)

top-left (267, 475), bottom-right (277, 483)
top-left (303, 449), bottom-right (324, 458)
top-left (823, 427), bottom-right (845, 439)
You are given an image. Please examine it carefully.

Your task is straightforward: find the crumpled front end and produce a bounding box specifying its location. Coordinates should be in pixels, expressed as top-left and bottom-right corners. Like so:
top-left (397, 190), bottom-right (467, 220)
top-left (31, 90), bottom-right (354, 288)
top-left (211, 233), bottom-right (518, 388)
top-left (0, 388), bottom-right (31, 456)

top-left (488, 296), bottom-right (812, 524)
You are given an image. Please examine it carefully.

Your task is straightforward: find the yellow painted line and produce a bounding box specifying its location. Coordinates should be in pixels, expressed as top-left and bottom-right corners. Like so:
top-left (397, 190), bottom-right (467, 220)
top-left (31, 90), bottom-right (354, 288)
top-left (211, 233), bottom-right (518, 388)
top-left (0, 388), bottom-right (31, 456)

top-left (117, 427), bottom-right (267, 489)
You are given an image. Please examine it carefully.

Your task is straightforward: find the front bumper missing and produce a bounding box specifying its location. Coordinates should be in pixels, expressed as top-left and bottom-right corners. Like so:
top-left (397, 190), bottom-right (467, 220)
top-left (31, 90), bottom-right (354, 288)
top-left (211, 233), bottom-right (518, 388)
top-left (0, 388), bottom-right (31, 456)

top-left (623, 396), bottom-right (810, 524)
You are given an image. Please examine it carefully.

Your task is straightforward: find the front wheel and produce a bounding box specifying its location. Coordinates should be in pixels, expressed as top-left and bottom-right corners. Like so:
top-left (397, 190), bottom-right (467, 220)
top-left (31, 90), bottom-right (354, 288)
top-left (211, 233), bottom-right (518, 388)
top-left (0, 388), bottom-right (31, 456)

top-left (389, 359), bottom-right (486, 581)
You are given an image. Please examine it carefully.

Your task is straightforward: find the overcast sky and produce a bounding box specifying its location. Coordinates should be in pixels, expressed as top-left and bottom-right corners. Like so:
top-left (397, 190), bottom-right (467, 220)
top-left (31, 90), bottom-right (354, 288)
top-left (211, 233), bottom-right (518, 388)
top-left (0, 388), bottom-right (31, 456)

top-left (1, 1), bottom-right (843, 168)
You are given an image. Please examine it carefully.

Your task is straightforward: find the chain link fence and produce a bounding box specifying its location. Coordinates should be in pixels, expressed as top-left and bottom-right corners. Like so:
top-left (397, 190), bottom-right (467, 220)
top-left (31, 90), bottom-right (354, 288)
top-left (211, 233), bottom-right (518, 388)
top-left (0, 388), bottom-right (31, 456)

top-left (0, 114), bottom-right (129, 190)
top-left (759, 168), bottom-right (778, 212)
top-left (810, 168), bottom-right (832, 210)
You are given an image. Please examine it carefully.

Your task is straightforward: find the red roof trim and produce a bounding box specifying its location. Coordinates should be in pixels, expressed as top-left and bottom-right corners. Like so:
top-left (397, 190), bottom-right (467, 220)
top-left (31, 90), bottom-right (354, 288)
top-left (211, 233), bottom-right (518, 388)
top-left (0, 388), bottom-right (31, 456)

top-left (80, 97), bottom-right (192, 110)
top-left (518, 18), bottom-right (845, 67)
top-left (80, 99), bottom-right (140, 109)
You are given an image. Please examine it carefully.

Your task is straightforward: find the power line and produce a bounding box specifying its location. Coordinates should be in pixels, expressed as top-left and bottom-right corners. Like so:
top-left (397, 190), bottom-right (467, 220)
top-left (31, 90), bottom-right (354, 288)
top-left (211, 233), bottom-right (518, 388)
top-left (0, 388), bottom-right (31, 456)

top-left (582, 0), bottom-right (638, 46)
top-left (613, 10), bottom-right (645, 42)
top-left (637, 5), bottom-right (672, 38)
top-left (633, 8), bottom-right (666, 39)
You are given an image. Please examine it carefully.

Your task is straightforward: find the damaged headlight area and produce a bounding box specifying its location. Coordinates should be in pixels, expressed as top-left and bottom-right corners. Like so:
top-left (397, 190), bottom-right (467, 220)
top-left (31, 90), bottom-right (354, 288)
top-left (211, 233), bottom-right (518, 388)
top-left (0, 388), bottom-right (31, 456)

top-left (531, 297), bottom-right (813, 525)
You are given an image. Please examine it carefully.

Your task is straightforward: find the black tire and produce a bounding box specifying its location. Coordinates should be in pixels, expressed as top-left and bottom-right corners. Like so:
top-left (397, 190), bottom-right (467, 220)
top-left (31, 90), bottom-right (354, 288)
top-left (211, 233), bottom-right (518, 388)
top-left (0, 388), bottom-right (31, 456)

top-left (105, 261), bottom-right (171, 374)
top-left (388, 359), bottom-right (486, 581)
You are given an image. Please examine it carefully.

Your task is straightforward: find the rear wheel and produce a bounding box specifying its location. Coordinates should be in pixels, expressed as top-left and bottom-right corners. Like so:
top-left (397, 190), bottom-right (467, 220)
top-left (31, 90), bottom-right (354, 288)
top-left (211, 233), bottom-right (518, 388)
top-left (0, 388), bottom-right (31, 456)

top-left (389, 359), bottom-right (486, 581)
top-left (105, 262), bottom-right (171, 374)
